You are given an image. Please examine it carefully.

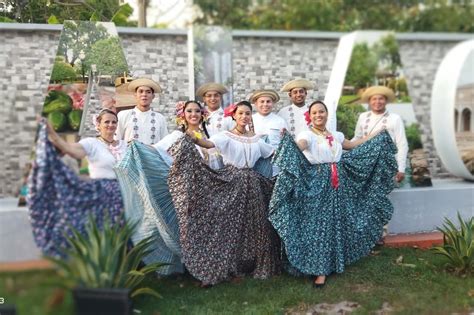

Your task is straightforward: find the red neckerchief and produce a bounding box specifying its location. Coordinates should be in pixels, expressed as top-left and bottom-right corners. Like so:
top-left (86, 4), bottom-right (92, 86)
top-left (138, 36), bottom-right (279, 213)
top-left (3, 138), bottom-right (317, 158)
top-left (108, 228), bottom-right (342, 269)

top-left (326, 134), bottom-right (339, 189)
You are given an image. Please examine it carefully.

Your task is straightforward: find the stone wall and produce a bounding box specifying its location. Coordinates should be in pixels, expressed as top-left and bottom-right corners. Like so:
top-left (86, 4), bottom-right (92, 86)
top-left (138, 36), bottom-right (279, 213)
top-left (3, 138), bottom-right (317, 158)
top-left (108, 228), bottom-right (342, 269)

top-left (0, 23), bottom-right (471, 196)
top-left (398, 40), bottom-right (459, 178)
top-left (232, 36), bottom-right (338, 102)
top-left (0, 28), bottom-right (59, 197)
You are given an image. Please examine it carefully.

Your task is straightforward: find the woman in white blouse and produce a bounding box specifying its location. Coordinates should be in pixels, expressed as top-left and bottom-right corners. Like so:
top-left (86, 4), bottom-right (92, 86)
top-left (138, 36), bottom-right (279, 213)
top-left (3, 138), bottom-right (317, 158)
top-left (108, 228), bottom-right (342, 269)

top-left (154, 100), bottom-right (222, 169)
top-left (28, 109), bottom-right (126, 257)
top-left (167, 100), bottom-right (281, 287)
top-left (269, 100), bottom-right (398, 289)
top-left (48, 109), bottom-right (127, 177)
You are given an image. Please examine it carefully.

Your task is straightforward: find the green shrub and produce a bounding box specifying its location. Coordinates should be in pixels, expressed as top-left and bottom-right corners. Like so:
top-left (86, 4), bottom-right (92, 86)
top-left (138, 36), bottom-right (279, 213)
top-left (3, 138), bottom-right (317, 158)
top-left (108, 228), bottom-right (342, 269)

top-left (405, 123), bottom-right (423, 152)
top-left (51, 60), bottom-right (78, 83)
top-left (431, 213), bottom-right (474, 276)
top-left (336, 102), bottom-right (366, 139)
top-left (46, 214), bottom-right (166, 298)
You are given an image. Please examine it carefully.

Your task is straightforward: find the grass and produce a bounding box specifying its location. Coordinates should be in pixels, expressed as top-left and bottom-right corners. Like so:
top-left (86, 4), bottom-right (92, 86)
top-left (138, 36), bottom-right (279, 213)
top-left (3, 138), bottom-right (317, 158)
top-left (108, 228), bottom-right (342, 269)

top-left (0, 247), bottom-right (473, 315)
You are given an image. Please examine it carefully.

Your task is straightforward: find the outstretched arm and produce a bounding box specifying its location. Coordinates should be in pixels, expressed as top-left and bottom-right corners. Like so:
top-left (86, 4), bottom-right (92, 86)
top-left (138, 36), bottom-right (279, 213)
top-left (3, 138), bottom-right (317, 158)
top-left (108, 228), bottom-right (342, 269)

top-left (46, 120), bottom-right (87, 159)
top-left (297, 139), bottom-right (309, 151)
top-left (186, 130), bottom-right (215, 149)
top-left (342, 130), bottom-right (380, 150)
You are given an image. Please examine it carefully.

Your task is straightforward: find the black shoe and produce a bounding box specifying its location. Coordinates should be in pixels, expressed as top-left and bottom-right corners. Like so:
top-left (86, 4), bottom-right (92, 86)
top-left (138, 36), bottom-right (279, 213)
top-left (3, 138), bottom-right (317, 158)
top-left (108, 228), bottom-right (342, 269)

top-left (312, 276), bottom-right (326, 289)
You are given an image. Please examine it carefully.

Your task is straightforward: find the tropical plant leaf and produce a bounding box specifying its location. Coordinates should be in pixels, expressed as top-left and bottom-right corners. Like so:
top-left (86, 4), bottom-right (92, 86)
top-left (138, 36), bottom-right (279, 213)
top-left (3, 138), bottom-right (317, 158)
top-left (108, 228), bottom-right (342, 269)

top-left (130, 287), bottom-right (162, 299)
top-left (46, 214), bottom-right (165, 296)
top-left (432, 213), bottom-right (474, 275)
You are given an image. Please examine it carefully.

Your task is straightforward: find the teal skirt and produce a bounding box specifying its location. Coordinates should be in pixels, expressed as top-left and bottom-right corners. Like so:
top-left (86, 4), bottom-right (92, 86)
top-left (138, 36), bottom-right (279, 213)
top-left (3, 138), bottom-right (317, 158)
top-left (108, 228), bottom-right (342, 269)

top-left (269, 131), bottom-right (398, 276)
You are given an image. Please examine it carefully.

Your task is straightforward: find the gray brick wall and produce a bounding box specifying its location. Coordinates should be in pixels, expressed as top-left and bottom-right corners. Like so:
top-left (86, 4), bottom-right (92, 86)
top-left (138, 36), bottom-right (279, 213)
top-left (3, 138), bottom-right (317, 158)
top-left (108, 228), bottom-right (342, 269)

top-left (0, 30), bottom-right (59, 197)
top-left (232, 37), bottom-right (338, 104)
top-left (398, 40), bottom-right (458, 178)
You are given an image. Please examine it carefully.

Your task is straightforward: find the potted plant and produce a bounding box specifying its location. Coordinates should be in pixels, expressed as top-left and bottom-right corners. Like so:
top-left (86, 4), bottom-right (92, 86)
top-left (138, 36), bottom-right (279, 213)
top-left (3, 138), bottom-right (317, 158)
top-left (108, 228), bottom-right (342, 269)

top-left (46, 214), bottom-right (166, 315)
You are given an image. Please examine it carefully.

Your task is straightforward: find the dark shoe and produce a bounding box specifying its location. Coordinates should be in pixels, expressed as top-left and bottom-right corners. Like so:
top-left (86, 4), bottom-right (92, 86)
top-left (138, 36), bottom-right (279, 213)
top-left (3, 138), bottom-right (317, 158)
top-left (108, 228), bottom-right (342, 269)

top-left (312, 276), bottom-right (326, 289)
top-left (199, 282), bottom-right (213, 289)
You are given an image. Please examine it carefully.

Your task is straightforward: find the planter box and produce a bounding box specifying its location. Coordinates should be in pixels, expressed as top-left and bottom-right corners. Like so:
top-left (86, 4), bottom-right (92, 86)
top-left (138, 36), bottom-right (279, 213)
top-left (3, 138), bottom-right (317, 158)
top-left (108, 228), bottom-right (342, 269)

top-left (73, 288), bottom-right (132, 315)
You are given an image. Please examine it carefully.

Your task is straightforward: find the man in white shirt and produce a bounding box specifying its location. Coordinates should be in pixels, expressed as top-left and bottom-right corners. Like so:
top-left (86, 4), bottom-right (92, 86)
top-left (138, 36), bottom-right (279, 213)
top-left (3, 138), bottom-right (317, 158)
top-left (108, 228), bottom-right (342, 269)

top-left (251, 89), bottom-right (288, 148)
top-left (252, 89), bottom-right (288, 176)
top-left (116, 78), bottom-right (168, 145)
top-left (277, 79), bottom-right (314, 138)
top-left (353, 85), bottom-right (408, 183)
top-left (196, 82), bottom-right (235, 136)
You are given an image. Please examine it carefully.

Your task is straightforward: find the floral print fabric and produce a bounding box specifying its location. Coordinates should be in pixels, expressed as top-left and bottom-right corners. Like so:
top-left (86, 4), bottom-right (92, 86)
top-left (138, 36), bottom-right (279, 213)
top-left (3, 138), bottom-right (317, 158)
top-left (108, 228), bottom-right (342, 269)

top-left (269, 131), bottom-right (398, 275)
top-left (27, 122), bottom-right (123, 257)
top-left (168, 136), bottom-right (281, 285)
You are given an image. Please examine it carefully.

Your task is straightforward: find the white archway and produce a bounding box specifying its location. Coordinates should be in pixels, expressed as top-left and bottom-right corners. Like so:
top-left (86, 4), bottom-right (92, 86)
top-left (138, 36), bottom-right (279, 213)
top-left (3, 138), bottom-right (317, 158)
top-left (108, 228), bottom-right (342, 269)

top-left (455, 109), bottom-right (459, 131)
top-left (431, 39), bottom-right (474, 180)
top-left (461, 108), bottom-right (472, 131)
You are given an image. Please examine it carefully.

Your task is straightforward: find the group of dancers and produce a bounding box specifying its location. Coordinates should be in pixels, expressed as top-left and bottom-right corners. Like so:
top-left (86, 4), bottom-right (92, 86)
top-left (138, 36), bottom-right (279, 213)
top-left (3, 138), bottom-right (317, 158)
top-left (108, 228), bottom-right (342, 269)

top-left (28, 77), bottom-right (402, 288)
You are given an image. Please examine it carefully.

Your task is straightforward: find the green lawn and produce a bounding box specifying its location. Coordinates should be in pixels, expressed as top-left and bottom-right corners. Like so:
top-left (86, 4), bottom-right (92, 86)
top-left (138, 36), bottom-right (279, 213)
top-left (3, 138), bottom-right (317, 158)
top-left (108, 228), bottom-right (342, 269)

top-left (1, 247), bottom-right (473, 315)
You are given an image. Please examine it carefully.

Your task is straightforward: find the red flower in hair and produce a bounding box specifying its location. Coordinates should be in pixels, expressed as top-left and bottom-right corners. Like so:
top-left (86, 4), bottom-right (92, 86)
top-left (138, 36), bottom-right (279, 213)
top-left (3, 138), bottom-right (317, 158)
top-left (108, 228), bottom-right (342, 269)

top-left (304, 111), bottom-right (311, 125)
top-left (223, 103), bottom-right (237, 117)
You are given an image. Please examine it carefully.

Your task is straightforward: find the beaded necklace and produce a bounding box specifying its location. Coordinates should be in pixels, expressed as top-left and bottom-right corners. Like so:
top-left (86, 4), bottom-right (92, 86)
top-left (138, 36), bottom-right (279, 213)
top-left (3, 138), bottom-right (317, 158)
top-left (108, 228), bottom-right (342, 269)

top-left (207, 109), bottom-right (224, 131)
top-left (310, 127), bottom-right (339, 189)
top-left (287, 104), bottom-right (307, 137)
top-left (131, 108), bottom-right (157, 144)
top-left (363, 111), bottom-right (389, 137)
top-left (288, 106), bottom-right (296, 135)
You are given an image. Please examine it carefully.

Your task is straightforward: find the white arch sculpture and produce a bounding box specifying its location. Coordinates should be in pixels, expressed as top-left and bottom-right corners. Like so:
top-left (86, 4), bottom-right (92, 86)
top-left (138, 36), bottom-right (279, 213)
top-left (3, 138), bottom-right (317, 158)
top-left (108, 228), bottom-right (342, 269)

top-left (431, 39), bottom-right (474, 181)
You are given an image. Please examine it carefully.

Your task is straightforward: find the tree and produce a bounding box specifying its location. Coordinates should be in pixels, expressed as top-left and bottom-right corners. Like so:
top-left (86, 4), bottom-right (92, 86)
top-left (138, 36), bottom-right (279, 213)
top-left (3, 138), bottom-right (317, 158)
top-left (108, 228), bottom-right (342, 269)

top-left (193, 0), bottom-right (253, 27)
top-left (403, 0), bottom-right (474, 33)
top-left (193, 0), bottom-right (474, 33)
top-left (374, 34), bottom-right (402, 77)
top-left (85, 36), bottom-right (128, 78)
top-left (57, 21), bottom-right (110, 67)
top-left (345, 43), bottom-right (378, 90)
top-left (0, 0), bottom-right (135, 26)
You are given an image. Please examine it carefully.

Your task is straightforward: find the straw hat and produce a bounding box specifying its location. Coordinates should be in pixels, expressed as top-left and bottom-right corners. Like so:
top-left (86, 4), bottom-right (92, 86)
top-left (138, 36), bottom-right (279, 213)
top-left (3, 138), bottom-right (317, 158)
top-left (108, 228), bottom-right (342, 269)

top-left (361, 86), bottom-right (396, 103)
top-left (127, 78), bottom-right (162, 93)
top-left (250, 89), bottom-right (280, 103)
top-left (280, 79), bottom-right (314, 92)
top-left (196, 83), bottom-right (228, 97)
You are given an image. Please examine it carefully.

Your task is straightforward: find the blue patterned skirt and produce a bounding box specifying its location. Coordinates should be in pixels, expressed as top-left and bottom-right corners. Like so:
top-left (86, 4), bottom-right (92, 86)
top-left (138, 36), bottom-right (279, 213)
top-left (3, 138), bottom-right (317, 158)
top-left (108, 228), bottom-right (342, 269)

top-left (269, 131), bottom-right (398, 276)
top-left (27, 123), bottom-right (123, 257)
top-left (114, 141), bottom-right (184, 275)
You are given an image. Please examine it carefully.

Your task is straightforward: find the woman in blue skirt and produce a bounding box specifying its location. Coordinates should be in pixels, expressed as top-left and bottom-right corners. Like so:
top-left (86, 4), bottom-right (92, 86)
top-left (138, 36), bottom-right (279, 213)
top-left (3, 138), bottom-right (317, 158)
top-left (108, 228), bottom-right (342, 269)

top-left (269, 100), bottom-right (398, 288)
top-left (28, 109), bottom-right (126, 257)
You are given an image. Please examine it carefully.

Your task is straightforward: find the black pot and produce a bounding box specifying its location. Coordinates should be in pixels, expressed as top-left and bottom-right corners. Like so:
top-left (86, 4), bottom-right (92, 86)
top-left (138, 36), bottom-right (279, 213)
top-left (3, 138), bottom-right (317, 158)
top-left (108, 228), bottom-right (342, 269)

top-left (0, 305), bottom-right (17, 315)
top-left (72, 288), bottom-right (132, 315)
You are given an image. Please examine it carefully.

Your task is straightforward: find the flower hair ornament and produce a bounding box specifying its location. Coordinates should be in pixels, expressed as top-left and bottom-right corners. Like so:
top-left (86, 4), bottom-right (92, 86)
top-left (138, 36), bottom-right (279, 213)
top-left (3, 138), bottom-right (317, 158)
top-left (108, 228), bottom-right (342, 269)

top-left (201, 106), bottom-right (210, 123)
top-left (175, 101), bottom-right (186, 126)
top-left (223, 103), bottom-right (237, 117)
top-left (304, 110), bottom-right (311, 125)
top-left (175, 100), bottom-right (210, 126)
top-left (92, 114), bottom-right (100, 132)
